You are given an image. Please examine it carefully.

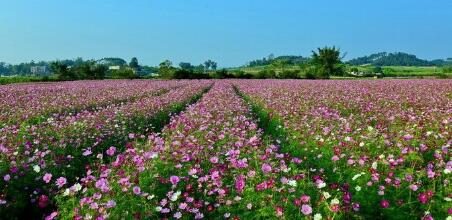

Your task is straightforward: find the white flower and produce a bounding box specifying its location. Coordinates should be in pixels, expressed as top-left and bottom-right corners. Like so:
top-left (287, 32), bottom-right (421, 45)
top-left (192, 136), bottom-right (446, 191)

top-left (287, 180), bottom-right (297, 187)
top-left (33, 165), bottom-right (41, 173)
top-left (147, 195), bottom-right (155, 200)
top-left (444, 168), bottom-right (451, 174)
top-left (352, 173), bottom-right (362, 181)
top-left (314, 213), bottom-right (322, 220)
top-left (344, 136), bottom-right (352, 142)
top-left (63, 189), bottom-right (70, 196)
top-left (73, 183), bottom-right (82, 192)
top-left (446, 216), bottom-right (452, 220)
top-left (444, 197), bottom-right (452, 202)
top-left (170, 191), bottom-right (181, 201)
top-left (359, 142), bottom-right (365, 147)
top-left (155, 206), bottom-right (162, 212)
top-left (322, 192), bottom-right (331, 199)
top-left (355, 186), bottom-right (361, 191)
top-left (330, 198), bottom-right (340, 205)
top-left (372, 162), bottom-right (378, 169)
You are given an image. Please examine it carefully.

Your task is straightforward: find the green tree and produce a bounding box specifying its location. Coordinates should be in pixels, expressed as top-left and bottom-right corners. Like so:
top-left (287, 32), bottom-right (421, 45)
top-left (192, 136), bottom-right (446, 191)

top-left (179, 62), bottom-right (193, 70)
top-left (129, 57), bottom-right (139, 69)
top-left (158, 60), bottom-right (175, 79)
top-left (311, 46), bottom-right (344, 78)
top-left (50, 61), bottom-right (75, 80)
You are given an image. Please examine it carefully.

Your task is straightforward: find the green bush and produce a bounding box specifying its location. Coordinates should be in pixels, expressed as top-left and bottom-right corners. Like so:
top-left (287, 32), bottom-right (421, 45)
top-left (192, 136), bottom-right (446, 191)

top-left (110, 68), bottom-right (138, 79)
top-left (442, 66), bottom-right (452, 73)
top-left (278, 70), bottom-right (301, 79)
top-left (256, 69), bottom-right (276, 79)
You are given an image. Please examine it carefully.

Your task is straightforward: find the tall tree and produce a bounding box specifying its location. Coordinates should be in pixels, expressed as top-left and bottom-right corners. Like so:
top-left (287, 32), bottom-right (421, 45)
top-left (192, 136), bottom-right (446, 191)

top-left (129, 57), bottom-right (139, 69)
top-left (311, 46), bottom-right (344, 78)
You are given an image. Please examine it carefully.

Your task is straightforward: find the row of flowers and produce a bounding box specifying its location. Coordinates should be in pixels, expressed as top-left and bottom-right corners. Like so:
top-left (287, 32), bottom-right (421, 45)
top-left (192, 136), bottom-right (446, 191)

top-left (234, 79), bottom-right (451, 219)
top-left (0, 80), bottom-right (211, 218)
top-left (54, 82), bottom-right (321, 219)
top-left (0, 80), bottom-right (180, 127)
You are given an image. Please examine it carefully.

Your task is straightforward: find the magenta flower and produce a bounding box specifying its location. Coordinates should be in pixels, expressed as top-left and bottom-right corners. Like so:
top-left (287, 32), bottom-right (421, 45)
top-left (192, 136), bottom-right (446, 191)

top-left (106, 146), bottom-right (116, 156)
top-left (3, 174), bottom-right (10, 182)
top-left (170, 175), bottom-right (180, 185)
top-left (301, 204), bottom-right (312, 215)
top-left (418, 192), bottom-right (429, 204)
top-left (261, 163), bottom-right (272, 173)
top-left (43, 173), bottom-right (52, 183)
top-left (133, 186), bottom-right (141, 195)
top-left (235, 174), bottom-right (245, 193)
top-left (45, 211), bottom-right (58, 220)
top-left (380, 200), bottom-right (390, 208)
top-left (55, 177), bottom-right (67, 188)
top-left (300, 195), bottom-right (310, 203)
top-left (209, 156), bottom-right (219, 164)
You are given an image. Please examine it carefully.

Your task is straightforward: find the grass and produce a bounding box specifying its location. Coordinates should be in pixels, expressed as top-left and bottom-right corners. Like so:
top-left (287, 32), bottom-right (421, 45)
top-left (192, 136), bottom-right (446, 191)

top-left (0, 75), bottom-right (58, 85)
top-left (230, 65), bottom-right (452, 78)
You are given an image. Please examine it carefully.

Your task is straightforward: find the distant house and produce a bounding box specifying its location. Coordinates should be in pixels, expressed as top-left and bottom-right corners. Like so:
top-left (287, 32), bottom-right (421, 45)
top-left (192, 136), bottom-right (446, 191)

top-left (108, 65), bottom-right (121, 70)
top-left (31, 66), bottom-right (48, 75)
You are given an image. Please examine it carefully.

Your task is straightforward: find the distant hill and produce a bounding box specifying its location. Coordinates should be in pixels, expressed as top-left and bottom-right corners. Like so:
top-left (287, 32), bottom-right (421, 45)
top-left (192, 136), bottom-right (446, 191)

top-left (247, 55), bottom-right (308, 67)
top-left (347, 52), bottom-right (451, 66)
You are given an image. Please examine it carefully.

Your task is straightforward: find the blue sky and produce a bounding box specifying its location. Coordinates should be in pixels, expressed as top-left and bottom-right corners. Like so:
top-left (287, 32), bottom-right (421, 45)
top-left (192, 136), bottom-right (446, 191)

top-left (0, 0), bottom-right (451, 67)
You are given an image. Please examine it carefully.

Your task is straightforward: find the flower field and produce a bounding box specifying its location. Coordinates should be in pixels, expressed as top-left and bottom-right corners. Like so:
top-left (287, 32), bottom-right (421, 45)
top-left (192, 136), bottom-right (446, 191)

top-left (0, 79), bottom-right (451, 219)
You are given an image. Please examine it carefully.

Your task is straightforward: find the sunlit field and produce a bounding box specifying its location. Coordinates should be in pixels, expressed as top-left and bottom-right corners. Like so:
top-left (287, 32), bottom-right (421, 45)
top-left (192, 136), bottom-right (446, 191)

top-left (1, 79), bottom-right (450, 219)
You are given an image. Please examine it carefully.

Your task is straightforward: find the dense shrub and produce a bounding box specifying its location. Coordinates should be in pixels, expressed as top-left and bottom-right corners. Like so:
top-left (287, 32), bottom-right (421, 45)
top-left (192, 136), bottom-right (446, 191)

top-left (110, 68), bottom-right (138, 79)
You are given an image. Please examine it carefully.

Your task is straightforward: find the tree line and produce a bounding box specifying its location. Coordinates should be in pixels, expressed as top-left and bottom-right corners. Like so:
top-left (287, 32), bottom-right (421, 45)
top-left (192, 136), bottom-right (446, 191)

top-left (347, 52), bottom-right (452, 66)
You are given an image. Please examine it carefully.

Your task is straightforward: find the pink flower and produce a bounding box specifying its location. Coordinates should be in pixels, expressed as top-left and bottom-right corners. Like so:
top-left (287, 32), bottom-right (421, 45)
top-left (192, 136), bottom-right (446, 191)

top-left (300, 195), bottom-right (310, 203)
top-left (301, 204), bottom-right (312, 215)
top-left (261, 163), bottom-right (272, 174)
top-left (106, 147), bottom-right (116, 156)
top-left (45, 211), bottom-right (58, 220)
top-left (38, 195), bottom-right (49, 208)
top-left (55, 177), bottom-right (67, 188)
top-left (331, 155), bottom-right (340, 161)
top-left (209, 156), bottom-right (219, 164)
top-left (418, 192), bottom-right (429, 204)
top-left (133, 186), bottom-right (141, 195)
top-left (409, 184), bottom-right (418, 191)
top-left (275, 206), bottom-right (284, 217)
top-left (380, 200), bottom-right (390, 208)
top-left (82, 149), bottom-right (92, 156)
top-left (174, 212), bottom-right (182, 219)
top-left (179, 202), bottom-right (187, 210)
top-left (43, 173), bottom-right (52, 183)
top-left (3, 174), bottom-right (10, 182)
top-left (235, 174), bottom-right (245, 193)
top-left (170, 176), bottom-right (180, 185)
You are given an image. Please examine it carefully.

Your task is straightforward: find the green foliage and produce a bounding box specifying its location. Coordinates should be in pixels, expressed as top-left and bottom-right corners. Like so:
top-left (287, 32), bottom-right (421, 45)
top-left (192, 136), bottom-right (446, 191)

top-left (129, 57), bottom-right (139, 69)
top-left (99, 57), bottom-right (127, 66)
top-left (256, 69), bottom-right (277, 79)
top-left (158, 60), bottom-right (176, 79)
top-left (173, 69), bottom-right (210, 79)
top-left (247, 54), bottom-right (308, 67)
top-left (204, 60), bottom-right (217, 71)
top-left (347, 52), bottom-right (449, 66)
top-left (110, 67), bottom-right (138, 79)
top-left (443, 66), bottom-right (452, 73)
top-left (277, 70), bottom-right (301, 79)
top-left (310, 46), bottom-right (344, 78)
top-left (233, 70), bottom-right (254, 79)
top-left (50, 60), bottom-right (107, 80)
top-left (212, 69), bottom-right (235, 79)
top-left (0, 76), bottom-right (57, 85)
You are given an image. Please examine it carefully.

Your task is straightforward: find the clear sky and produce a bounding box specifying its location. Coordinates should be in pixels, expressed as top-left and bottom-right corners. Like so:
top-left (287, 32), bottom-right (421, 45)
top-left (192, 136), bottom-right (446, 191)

top-left (1, 0), bottom-right (451, 67)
